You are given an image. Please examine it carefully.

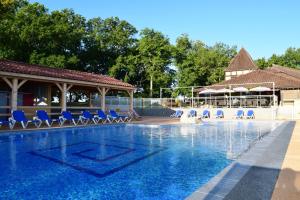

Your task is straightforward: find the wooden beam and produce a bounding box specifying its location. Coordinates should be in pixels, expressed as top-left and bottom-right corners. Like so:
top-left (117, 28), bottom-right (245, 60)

top-left (0, 71), bottom-right (134, 90)
top-left (17, 79), bottom-right (27, 89)
top-left (55, 83), bottom-right (63, 92)
top-left (96, 86), bottom-right (102, 96)
top-left (67, 84), bottom-right (73, 91)
top-left (2, 77), bottom-right (13, 88)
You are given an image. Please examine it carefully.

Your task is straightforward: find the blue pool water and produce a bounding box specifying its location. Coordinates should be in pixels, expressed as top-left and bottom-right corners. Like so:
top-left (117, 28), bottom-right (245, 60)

top-left (0, 121), bottom-right (280, 200)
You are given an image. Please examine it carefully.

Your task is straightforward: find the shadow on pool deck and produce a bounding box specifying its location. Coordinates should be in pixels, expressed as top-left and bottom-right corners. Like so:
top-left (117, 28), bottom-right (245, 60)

top-left (187, 121), bottom-right (296, 200)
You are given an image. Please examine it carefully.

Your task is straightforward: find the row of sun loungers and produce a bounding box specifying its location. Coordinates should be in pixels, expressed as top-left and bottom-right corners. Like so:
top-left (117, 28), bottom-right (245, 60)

top-left (170, 109), bottom-right (255, 119)
top-left (0, 109), bottom-right (132, 129)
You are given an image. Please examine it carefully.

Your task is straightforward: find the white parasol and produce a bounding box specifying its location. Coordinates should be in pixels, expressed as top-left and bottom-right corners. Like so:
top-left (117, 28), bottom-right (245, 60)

top-left (250, 86), bottom-right (271, 107)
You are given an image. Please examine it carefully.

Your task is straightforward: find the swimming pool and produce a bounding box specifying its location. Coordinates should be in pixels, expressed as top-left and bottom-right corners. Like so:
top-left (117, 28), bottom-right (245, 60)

top-left (0, 121), bottom-right (280, 200)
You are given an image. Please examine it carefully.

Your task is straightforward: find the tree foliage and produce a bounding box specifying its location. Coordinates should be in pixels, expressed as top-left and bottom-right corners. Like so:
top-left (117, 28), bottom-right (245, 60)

top-left (174, 35), bottom-right (237, 96)
top-left (1, 1), bottom-right (300, 98)
top-left (256, 47), bottom-right (300, 69)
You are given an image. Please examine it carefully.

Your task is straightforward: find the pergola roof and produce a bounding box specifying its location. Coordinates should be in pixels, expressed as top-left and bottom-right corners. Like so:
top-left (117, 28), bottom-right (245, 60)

top-left (0, 59), bottom-right (133, 89)
top-left (225, 48), bottom-right (258, 72)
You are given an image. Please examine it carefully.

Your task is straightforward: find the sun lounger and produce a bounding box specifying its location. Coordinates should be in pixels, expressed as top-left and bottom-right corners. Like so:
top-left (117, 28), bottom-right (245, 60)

top-left (94, 110), bottom-right (111, 123)
top-left (216, 110), bottom-right (224, 118)
top-left (0, 120), bottom-right (11, 129)
top-left (34, 110), bottom-right (61, 127)
top-left (59, 111), bottom-right (79, 126)
top-left (170, 110), bottom-right (183, 118)
top-left (201, 110), bottom-right (210, 118)
top-left (10, 110), bottom-right (42, 129)
top-left (109, 110), bottom-right (129, 122)
top-left (79, 111), bottom-right (98, 125)
top-left (235, 110), bottom-right (244, 119)
top-left (246, 110), bottom-right (255, 119)
top-left (188, 110), bottom-right (197, 117)
top-left (129, 109), bottom-right (141, 120)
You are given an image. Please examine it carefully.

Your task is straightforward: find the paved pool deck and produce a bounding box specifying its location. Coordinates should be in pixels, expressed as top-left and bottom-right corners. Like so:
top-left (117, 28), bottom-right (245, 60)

top-left (271, 121), bottom-right (300, 199)
top-left (187, 120), bottom-right (298, 200)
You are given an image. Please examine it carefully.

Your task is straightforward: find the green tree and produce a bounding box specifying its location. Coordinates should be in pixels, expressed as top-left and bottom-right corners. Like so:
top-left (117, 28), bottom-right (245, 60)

top-left (258, 48), bottom-right (300, 69)
top-left (174, 35), bottom-right (236, 96)
top-left (255, 57), bottom-right (269, 69)
top-left (83, 17), bottom-right (138, 74)
top-left (0, 2), bottom-right (85, 69)
top-left (137, 28), bottom-right (175, 97)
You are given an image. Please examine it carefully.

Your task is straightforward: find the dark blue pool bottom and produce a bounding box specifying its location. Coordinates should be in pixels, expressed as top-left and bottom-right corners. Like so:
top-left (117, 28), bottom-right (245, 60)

top-left (28, 141), bottom-right (167, 179)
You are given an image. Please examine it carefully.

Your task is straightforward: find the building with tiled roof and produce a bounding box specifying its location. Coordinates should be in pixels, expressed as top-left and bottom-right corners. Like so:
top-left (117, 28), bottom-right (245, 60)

top-left (0, 60), bottom-right (133, 89)
top-left (0, 59), bottom-right (134, 118)
top-left (219, 66), bottom-right (300, 90)
top-left (225, 48), bottom-right (258, 80)
top-left (195, 48), bottom-right (300, 107)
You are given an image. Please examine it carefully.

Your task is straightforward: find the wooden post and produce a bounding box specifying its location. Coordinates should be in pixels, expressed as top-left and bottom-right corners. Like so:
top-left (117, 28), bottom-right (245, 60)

top-left (129, 90), bottom-right (134, 111)
top-left (56, 83), bottom-right (72, 112)
top-left (2, 77), bottom-right (27, 111)
top-left (101, 87), bottom-right (106, 111)
top-left (11, 78), bottom-right (18, 111)
top-left (89, 91), bottom-right (93, 108)
top-left (62, 83), bottom-right (67, 111)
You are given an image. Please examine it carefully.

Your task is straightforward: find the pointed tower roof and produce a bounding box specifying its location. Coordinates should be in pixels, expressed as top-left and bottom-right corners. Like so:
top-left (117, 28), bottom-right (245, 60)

top-left (225, 48), bottom-right (258, 72)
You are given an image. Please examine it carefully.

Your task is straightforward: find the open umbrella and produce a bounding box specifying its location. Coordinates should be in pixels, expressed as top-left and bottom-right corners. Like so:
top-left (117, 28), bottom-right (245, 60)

top-left (215, 88), bottom-right (234, 107)
top-left (232, 87), bottom-right (249, 92)
top-left (199, 89), bottom-right (216, 106)
top-left (199, 89), bottom-right (217, 94)
top-left (250, 86), bottom-right (271, 107)
top-left (215, 88), bottom-right (234, 93)
top-left (233, 87), bottom-right (249, 107)
top-left (249, 86), bottom-right (271, 92)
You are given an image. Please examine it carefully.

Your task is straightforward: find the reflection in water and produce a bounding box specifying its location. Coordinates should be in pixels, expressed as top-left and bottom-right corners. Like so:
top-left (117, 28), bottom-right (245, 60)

top-left (9, 136), bottom-right (16, 170)
top-left (0, 121), bottom-right (281, 200)
top-left (61, 132), bottom-right (67, 161)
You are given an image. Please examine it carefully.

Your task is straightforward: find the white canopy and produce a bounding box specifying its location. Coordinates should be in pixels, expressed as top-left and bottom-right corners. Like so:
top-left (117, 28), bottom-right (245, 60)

top-left (232, 87), bottom-right (249, 92)
top-left (215, 88), bottom-right (234, 93)
top-left (250, 86), bottom-right (271, 92)
top-left (199, 89), bottom-right (217, 94)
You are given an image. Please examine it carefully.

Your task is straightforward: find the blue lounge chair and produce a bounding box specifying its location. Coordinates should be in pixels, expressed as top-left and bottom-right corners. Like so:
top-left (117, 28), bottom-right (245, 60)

top-left (59, 111), bottom-right (79, 126)
top-left (170, 110), bottom-right (183, 118)
top-left (94, 110), bottom-right (111, 123)
top-left (35, 110), bottom-right (61, 127)
top-left (235, 110), bottom-right (244, 119)
top-left (0, 120), bottom-right (11, 129)
top-left (79, 111), bottom-right (98, 125)
top-left (246, 110), bottom-right (255, 119)
top-left (109, 110), bottom-right (129, 122)
top-left (202, 110), bottom-right (210, 118)
top-left (10, 110), bottom-right (42, 129)
top-left (216, 110), bottom-right (224, 118)
top-left (188, 110), bottom-right (197, 117)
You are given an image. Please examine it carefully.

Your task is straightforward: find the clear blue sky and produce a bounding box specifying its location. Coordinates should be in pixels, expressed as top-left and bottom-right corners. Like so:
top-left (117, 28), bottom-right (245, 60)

top-left (30, 0), bottom-right (300, 59)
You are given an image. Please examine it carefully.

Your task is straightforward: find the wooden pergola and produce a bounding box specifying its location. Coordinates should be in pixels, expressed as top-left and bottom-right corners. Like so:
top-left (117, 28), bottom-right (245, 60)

top-left (0, 60), bottom-right (134, 117)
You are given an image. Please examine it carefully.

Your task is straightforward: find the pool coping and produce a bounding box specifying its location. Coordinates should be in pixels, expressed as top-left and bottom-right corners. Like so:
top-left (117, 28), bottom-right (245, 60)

top-left (186, 120), bottom-right (295, 200)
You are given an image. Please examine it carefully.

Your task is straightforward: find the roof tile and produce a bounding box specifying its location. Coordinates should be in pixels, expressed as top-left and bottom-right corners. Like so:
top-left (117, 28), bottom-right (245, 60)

top-left (0, 60), bottom-right (133, 88)
top-left (225, 48), bottom-right (258, 72)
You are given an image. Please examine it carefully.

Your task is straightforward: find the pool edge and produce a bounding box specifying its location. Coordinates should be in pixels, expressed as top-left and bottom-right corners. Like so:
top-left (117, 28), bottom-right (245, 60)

top-left (186, 121), bottom-right (295, 200)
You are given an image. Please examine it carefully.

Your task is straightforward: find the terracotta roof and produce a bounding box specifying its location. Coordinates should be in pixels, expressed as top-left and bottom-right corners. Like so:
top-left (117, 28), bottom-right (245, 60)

top-left (268, 64), bottom-right (300, 80)
top-left (225, 48), bottom-right (258, 72)
top-left (0, 59), bottom-right (133, 88)
top-left (195, 67), bottom-right (300, 92)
